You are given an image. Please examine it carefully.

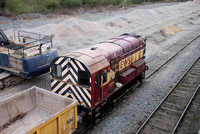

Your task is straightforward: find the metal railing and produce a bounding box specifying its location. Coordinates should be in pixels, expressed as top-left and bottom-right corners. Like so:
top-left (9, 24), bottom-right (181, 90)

top-left (1, 30), bottom-right (54, 58)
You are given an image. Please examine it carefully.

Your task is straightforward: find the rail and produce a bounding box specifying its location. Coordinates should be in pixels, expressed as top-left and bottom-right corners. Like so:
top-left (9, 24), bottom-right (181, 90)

top-left (136, 57), bottom-right (200, 134)
top-left (172, 84), bottom-right (200, 134)
top-left (145, 34), bottom-right (200, 78)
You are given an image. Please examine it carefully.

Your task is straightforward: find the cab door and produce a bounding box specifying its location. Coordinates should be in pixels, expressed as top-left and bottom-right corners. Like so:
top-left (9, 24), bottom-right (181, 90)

top-left (101, 68), bottom-right (109, 99)
top-left (95, 68), bottom-right (110, 103)
top-left (95, 72), bottom-right (101, 103)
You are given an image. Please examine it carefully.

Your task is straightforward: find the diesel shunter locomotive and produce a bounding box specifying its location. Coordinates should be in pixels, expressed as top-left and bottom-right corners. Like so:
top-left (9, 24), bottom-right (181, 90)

top-left (50, 33), bottom-right (147, 122)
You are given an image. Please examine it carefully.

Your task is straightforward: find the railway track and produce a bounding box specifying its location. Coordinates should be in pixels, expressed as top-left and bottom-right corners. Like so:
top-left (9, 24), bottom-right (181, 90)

top-left (145, 33), bottom-right (200, 78)
top-left (136, 57), bottom-right (200, 134)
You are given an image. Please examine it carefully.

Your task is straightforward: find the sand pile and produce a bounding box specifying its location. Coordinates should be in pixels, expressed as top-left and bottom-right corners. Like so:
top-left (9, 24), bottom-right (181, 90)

top-left (164, 25), bottom-right (181, 35)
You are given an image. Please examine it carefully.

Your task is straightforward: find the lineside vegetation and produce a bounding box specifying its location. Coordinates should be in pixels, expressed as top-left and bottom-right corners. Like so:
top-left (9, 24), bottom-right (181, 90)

top-left (0, 0), bottom-right (187, 15)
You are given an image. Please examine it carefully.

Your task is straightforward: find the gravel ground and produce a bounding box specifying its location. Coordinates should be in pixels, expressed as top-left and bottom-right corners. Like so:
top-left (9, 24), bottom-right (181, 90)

top-left (0, 0), bottom-right (200, 133)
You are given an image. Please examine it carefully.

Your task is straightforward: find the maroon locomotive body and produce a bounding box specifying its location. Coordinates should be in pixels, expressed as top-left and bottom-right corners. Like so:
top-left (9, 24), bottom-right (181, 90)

top-left (50, 33), bottom-right (146, 119)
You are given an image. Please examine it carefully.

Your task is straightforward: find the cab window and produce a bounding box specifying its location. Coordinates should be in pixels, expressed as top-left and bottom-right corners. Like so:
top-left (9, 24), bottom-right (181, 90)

top-left (52, 64), bottom-right (62, 79)
top-left (103, 69), bottom-right (107, 84)
top-left (78, 70), bottom-right (89, 86)
top-left (111, 61), bottom-right (115, 72)
top-left (96, 72), bottom-right (101, 88)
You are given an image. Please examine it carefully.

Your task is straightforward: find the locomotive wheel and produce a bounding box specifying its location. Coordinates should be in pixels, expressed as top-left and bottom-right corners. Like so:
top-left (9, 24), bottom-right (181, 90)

top-left (139, 72), bottom-right (145, 83)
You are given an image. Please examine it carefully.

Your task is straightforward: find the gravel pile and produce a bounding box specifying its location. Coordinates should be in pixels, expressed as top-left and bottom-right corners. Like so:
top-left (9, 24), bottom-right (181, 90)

top-left (2, 0), bottom-right (200, 55)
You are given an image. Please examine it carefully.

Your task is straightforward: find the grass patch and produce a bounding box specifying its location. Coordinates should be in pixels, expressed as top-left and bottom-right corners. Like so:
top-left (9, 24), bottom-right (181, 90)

top-left (0, 0), bottom-right (189, 15)
top-left (5, 0), bottom-right (31, 14)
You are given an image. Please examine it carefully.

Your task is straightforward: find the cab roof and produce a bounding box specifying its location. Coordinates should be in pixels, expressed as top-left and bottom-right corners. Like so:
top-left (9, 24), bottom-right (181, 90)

top-left (65, 49), bottom-right (109, 74)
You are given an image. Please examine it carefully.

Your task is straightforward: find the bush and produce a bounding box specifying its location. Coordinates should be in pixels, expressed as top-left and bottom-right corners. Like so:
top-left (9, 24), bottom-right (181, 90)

top-left (41, 0), bottom-right (60, 10)
top-left (0, 0), bottom-right (6, 8)
top-left (61, 0), bottom-right (82, 9)
top-left (5, 0), bottom-right (30, 14)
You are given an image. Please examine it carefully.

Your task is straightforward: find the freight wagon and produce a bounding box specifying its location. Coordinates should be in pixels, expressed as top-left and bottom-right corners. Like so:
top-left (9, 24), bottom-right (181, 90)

top-left (0, 30), bottom-right (58, 88)
top-left (50, 33), bottom-right (147, 122)
top-left (0, 86), bottom-right (78, 134)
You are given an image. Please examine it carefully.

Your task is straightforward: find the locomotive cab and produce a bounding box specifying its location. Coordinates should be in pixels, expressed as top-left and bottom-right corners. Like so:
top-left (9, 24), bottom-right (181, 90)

top-left (50, 50), bottom-right (111, 110)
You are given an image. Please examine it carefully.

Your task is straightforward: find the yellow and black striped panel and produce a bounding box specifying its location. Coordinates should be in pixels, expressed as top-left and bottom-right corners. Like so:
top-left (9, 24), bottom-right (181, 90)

top-left (51, 57), bottom-right (92, 108)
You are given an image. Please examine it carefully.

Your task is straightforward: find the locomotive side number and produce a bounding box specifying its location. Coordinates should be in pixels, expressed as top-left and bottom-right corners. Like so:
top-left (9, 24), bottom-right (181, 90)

top-left (119, 49), bottom-right (143, 71)
top-left (119, 55), bottom-right (132, 71)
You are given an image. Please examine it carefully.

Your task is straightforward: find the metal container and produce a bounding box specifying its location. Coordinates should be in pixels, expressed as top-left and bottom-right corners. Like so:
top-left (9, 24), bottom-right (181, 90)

top-left (0, 86), bottom-right (77, 134)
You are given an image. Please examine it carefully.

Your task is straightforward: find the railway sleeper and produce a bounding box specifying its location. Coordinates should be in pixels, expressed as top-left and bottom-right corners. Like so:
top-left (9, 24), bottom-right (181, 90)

top-left (182, 77), bottom-right (199, 83)
top-left (175, 86), bottom-right (196, 93)
top-left (161, 102), bottom-right (185, 112)
top-left (159, 105), bottom-right (182, 117)
top-left (178, 83), bottom-right (198, 89)
top-left (166, 97), bottom-right (188, 106)
top-left (181, 79), bottom-right (199, 86)
top-left (171, 91), bottom-right (193, 99)
top-left (188, 71), bottom-right (200, 77)
top-left (148, 115), bottom-right (178, 133)
top-left (189, 69), bottom-right (200, 75)
top-left (156, 109), bottom-right (182, 121)
top-left (194, 63), bottom-right (200, 67)
top-left (191, 65), bottom-right (200, 70)
top-left (186, 71), bottom-right (200, 78)
top-left (156, 111), bottom-right (180, 121)
top-left (172, 89), bottom-right (193, 98)
top-left (166, 94), bottom-right (190, 104)
top-left (141, 124), bottom-right (170, 134)
top-left (190, 64), bottom-right (200, 69)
